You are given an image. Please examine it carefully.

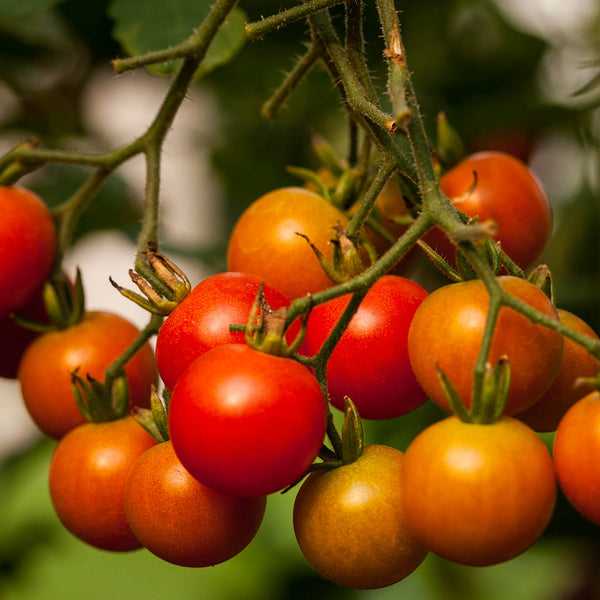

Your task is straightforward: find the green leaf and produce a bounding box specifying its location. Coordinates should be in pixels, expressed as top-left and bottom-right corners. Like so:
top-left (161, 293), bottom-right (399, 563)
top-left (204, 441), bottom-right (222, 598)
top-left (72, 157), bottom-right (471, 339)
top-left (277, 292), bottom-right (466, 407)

top-left (109, 0), bottom-right (247, 77)
top-left (0, 0), bottom-right (62, 18)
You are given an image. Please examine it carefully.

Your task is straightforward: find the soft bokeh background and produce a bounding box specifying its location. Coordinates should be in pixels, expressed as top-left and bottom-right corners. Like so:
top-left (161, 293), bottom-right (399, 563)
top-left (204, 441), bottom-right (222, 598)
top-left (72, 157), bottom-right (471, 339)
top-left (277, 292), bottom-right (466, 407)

top-left (1, 0), bottom-right (600, 598)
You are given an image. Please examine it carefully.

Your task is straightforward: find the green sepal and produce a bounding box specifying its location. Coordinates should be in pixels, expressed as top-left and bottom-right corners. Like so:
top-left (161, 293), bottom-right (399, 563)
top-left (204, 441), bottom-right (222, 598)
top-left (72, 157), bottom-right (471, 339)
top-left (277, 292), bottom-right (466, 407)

top-left (70, 369), bottom-right (130, 423)
top-left (340, 397), bottom-right (365, 465)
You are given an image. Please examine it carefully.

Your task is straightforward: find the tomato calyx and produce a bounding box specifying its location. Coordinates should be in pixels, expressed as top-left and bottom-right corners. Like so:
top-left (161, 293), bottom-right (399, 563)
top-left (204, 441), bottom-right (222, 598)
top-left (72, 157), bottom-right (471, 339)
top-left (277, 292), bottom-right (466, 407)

top-left (71, 368), bottom-right (131, 423)
top-left (437, 358), bottom-right (511, 424)
top-left (527, 264), bottom-right (554, 301)
top-left (133, 385), bottom-right (170, 443)
top-left (110, 243), bottom-right (190, 315)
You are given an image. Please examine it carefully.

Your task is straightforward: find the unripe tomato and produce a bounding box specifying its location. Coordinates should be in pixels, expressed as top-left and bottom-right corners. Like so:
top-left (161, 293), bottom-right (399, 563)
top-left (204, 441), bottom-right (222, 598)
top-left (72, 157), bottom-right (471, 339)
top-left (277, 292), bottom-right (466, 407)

top-left (402, 415), bottom-right (556, 566)
top-left (517, 309), bottom-right (600, 432)
top-left (554, 391), bottom-right (600, 525)
top-left (155, 271), bottom-right (295, 391)
top-left (424, 151), bottom-right (552, 270)
top-left (293, 444), bottom-right (428, 589)
top-left (168, 343), bottom-right (326, 497)
top-left (124, 441), bottom-right (266, 567)
top-left (227, 187), bottom-right (349, 300)
top-left (0, 186), bottom-right (57, 316)
top-left (48, 416), bottom-right (157, 552)
top-left (18, 311), bottom-right (158, 439)
top-left (301, 275), bottom-right (429, 420)
top-left (407, 276), bottom-right (563, 415)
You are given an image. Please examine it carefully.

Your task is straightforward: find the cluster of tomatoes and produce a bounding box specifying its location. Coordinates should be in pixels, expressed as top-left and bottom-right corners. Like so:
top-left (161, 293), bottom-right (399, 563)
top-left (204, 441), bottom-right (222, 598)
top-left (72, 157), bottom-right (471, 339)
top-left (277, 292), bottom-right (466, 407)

top-left (1, 149), bottom-right (600, 590)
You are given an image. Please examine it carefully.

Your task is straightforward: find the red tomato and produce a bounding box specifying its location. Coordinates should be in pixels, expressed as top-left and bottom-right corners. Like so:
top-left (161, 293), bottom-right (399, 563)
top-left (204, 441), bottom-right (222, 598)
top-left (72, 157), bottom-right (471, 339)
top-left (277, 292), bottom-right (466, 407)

top-left (227, 187), bottom-right (349, 300)
top-left (293, 444), bottom-right (428, 589)
top-left (48, 416), bottom-right (157, 552)
top-left (301, 275), bottom-right (429, 420)
top-left (407, 276), bottom-right (563, 415)
top-left (0, 186), bottom-right (57, 316)
top-left (402, 415), bottom-right (556, 566)
top-left (124, 440), bottom-right (266, 567)
top-left (168, 343), bottom-right (326, 497)
top-left (155, 271), bottom-right (295, 391)
top-left (517, 309), bottom-right (600, 431)
top-left (424, 151), bottom-right (552, 270)
top-left (554, 391), bottom-right (600, 525)
top-left (18, 311), bottom-right (158, 439)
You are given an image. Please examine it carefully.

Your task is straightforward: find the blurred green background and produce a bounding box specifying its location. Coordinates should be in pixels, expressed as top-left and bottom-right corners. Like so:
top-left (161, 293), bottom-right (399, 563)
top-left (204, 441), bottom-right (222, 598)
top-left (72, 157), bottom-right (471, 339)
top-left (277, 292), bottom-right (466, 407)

top-left (1, 0), bottom-right (600, 598)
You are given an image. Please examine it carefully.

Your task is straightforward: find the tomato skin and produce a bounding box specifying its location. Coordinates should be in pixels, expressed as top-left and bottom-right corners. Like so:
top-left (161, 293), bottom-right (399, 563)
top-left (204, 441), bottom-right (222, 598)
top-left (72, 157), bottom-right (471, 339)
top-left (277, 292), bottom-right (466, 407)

top-left (168, 343), bottom-right (326, 497)
top-left (407, 276), bottom-right (563, 415)
top-left (227, 187), bottom-right (349, 300)
top-left (554, 391), bottom-right (600, 525)
top-left (48, 416), bottom-right (157, 552)
top-left (293, 444), bottom-right (428, 590)
top-left (301, 275), bottom-right (429, 420)
top-left (424, 151), bottom-right (551, 270)
top-left (517, 310), bottom-right (600, 432)
top-left (155, 271), bottom-right (294, 391)
top-left (124, 440), bottom-right (266, 567)
top-left (402, 415), bottom-right (556, 567)
top-left (0, 186), bottom-right (57, 317)
top-left (18, 311), bottom-right (158, 439)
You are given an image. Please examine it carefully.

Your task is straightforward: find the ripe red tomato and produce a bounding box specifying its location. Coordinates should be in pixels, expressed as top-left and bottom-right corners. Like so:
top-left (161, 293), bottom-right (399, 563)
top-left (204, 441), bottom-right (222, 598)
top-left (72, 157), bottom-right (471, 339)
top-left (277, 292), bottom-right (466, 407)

top-left (407, 276), bottom-right (563, 415)
top-left (0, 186), bottom-right (57, 316)
top-left (48, 416), bottom-right (157, 552)
top-left (168, 343), bottom-right (326, 497)
top-left (554, 391), bottom-right (600, 525)
top-left (155, 271), bottom-right (295, 391)
top-left (424, 151), bottom-right (552, 270)
top-left (402, 415), bottom-right (556, 566)
top-left (124, 440), bottom-right (266, 567)
top-left (227, 187), bottom-right (350, 300)
top-left (517, 309), bottom-right (600, 432)
top-left (18, 311), bottom-right (158, 439)
top-left (300, 275), bottom-right (429, 420)
top-left (293, 444), bottom-right (428, 589)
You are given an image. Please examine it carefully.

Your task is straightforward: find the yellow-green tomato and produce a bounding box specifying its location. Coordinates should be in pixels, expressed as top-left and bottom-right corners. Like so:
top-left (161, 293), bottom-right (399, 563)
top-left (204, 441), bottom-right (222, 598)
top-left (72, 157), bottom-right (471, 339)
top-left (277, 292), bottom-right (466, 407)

top-left (293, 444), bottom-right (428, 590)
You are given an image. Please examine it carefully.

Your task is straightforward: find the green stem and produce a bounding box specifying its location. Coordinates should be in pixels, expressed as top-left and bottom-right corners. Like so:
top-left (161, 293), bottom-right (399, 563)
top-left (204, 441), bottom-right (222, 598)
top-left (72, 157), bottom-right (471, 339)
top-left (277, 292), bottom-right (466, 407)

top-left (245, 0), bottom-right (344, 41)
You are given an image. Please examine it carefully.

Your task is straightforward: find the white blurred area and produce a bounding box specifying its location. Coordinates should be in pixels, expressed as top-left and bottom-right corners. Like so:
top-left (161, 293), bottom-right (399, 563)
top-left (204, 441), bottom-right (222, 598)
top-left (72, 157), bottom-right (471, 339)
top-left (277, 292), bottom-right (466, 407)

top-left (0, 67), bottom-right (224, 457)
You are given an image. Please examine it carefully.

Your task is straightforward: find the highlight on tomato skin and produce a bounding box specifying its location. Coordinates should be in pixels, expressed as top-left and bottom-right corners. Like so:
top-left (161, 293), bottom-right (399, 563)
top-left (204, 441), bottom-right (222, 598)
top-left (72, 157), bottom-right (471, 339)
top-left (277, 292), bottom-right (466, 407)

top-left (124, 440), bottom-right (267, 568)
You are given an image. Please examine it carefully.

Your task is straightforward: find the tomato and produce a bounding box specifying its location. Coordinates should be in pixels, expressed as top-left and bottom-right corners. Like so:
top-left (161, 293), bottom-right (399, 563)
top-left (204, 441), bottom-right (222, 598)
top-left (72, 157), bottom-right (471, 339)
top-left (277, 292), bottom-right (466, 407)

top-left (227, 187), bottom-right (350, 300)
top-left (293, 444), bottom-right (428, 589)
top-left (402, 415), bottom-right (556, 566)
top-left (18, 311), bottom-right (158, 439)
top-left (0, 281), bottom-right (48, 379)
top-left (168, 343), bottom-right (326, 497)
top-left (124, 440), bottom-right (266, 567)
top-left (48, 416), bottom-right (157, 552)
top-left (407, 276), bottom-right (563, 415)
top-left (300, 275), bottom-right (429, 420)
top-left (424, 151), bottom-right (552, 270)
top-left (554, 391), bottom-right (600, 525)
top-left (0, 186), bottom-right (57, 316)
top-left (517, 309), bottom-right (600, 431)
top-left (155, 271), bottom-right (295, 391)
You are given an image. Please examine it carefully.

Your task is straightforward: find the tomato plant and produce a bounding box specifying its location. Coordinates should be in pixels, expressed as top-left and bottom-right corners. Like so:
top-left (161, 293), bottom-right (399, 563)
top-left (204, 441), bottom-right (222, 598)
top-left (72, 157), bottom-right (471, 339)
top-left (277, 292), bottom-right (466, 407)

top-left (300, 275), bottom-right (429, 420)
top-left (553, 391), bottom-right (600, 525)
top-left (168, 343), bottom-right (326, 497)
top-left (293, 444), bottom-right (428, 589)
top-left (18, 311), bottom-right (158, 439)
top-left (48, 415), bottom-right (157, 552)
top-left (407, 275), bottom-right (564, 415)
top-left (0, 186), bottom-right (57, 317)
top-left (401, 415), bottom-right (556, 566)
top-left (155, 271), bottom-right (295, 390)
top-left (517, 309), bottom-right (600, 432)
top-left (124, 440), bottom-right (267, 567)
top-left (423, 151), bottom-right (552, 270)
top-left (226, 187), bottom-right (350, 300)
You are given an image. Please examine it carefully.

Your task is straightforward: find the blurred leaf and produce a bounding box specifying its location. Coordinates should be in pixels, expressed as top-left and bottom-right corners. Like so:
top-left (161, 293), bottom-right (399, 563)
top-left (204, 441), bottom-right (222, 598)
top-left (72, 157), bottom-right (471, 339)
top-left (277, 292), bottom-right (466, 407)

top-left (0, 0), bottom-right (62, 19)
top-left (109, 0), bottom-right (246, 77)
